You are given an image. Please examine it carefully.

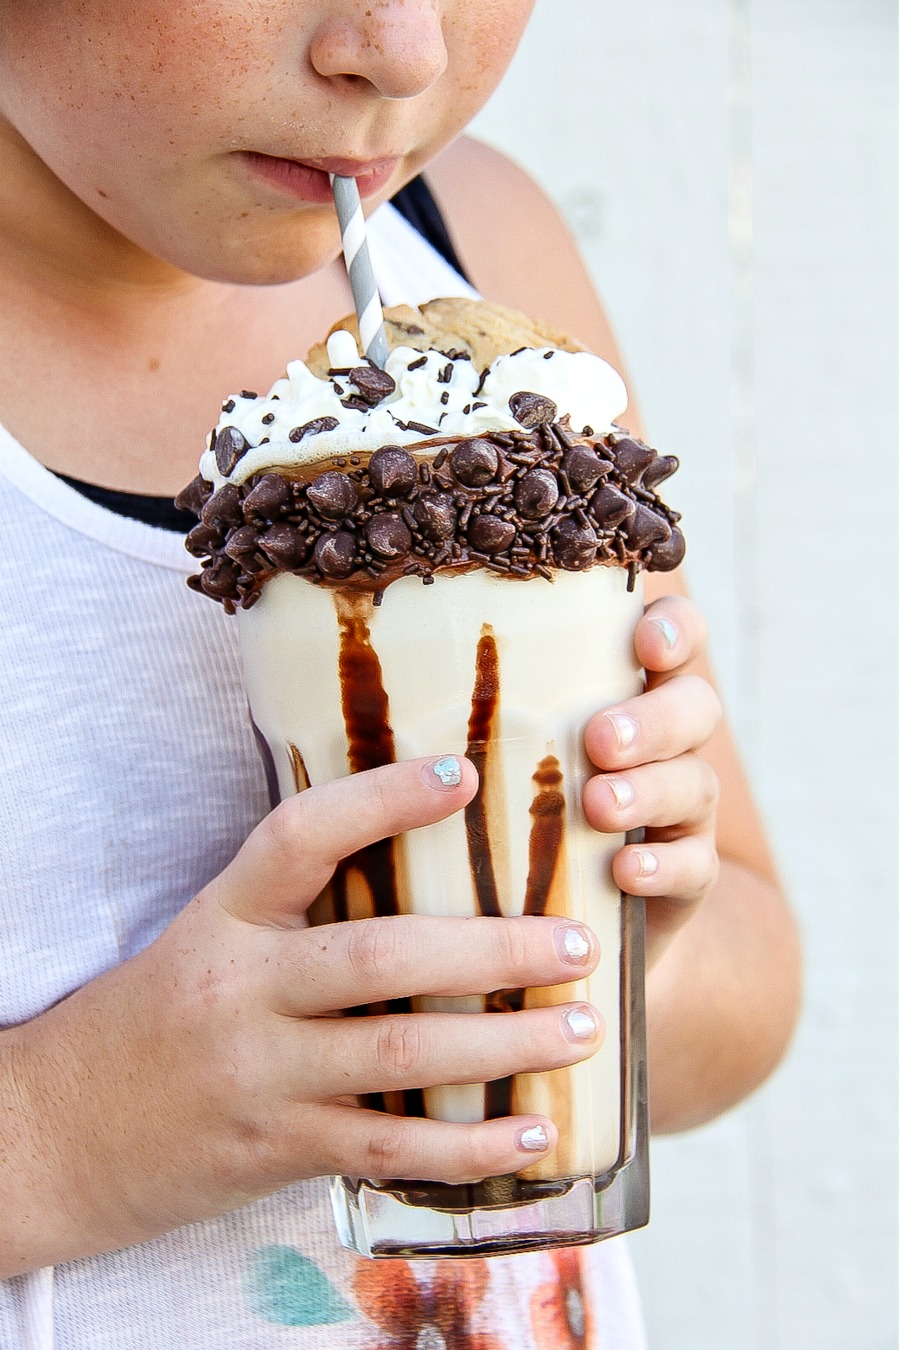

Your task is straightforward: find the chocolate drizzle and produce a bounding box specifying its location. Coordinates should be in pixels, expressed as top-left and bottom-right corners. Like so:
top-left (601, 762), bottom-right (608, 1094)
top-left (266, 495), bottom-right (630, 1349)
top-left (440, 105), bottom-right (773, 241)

top-left (464, 629), bottom-right (502, 919)
top-left (332, 596), bottom-right (401, 926)
top-left (523, 755), bottom-right (566, 916)
top-left (288, 742), bottom-right (311, 792)
top-left (329, 597), bottom-right (424, 1115)
top-left (485, 754), bottom-right (568, 1122)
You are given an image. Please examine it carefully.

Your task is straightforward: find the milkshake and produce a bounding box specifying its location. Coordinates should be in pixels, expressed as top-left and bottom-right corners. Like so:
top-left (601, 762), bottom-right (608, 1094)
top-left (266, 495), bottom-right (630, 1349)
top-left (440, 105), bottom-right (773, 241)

top-left (177, 298), bottom-right (684, 1256)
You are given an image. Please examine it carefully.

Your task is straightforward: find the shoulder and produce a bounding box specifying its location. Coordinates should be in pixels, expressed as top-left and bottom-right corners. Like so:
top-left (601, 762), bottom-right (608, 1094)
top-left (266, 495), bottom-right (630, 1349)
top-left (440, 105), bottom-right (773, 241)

top-left (425, 137), bottom-right (632, 391)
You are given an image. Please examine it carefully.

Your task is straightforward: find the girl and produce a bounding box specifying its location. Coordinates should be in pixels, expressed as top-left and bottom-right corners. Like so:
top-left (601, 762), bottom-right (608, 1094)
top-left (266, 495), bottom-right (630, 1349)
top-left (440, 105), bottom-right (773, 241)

top-left (0, 3), bottom-right (800, 1346)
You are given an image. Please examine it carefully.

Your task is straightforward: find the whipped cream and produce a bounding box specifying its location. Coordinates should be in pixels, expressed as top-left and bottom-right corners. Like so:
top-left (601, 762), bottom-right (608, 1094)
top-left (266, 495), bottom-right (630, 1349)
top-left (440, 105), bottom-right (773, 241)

top-left (200, 331), bottom-right (629, 488)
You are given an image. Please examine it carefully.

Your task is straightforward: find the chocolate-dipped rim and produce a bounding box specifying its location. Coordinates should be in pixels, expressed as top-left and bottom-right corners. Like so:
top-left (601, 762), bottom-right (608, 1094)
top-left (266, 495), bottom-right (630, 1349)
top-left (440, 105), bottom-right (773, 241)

top-left (176, 418), bottom-right (685, 613)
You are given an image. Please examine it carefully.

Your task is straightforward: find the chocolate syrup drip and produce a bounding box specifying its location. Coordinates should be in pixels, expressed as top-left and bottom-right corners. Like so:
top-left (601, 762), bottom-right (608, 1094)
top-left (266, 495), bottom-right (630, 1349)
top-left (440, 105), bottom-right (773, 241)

top-left (464, 629), bottom-right (502, 918)
top-left (288, 742), bottom-right (311, 791)
top-left (334, 598), bottom-right (424, 1118)
top-left (484, 755), bottom-right (567, 1122)
top-left (523, 755), bottom-right (566, 916)
top-left (337, 598), bottom-right (400, 922)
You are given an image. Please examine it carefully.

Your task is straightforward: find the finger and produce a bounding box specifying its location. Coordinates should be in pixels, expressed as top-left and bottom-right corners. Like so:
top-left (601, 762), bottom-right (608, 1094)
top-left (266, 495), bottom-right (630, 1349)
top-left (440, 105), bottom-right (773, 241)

top-left (277, 1004), bottom-right (604, 1099)
top-left (584, 674), bottom-right (721, 772)
top-left (583, 753), bottom-right (720, 837)
top-left (307, 1103), bottom-right (560, 1185)
top-left (215, 755), bottom-right (478, 925)
top-left (270, 914), bottom-right (599, 1015)
top-left (612, 833), bottom-right (719, 909)
top-left (634, 594), bottom-right (707, 687)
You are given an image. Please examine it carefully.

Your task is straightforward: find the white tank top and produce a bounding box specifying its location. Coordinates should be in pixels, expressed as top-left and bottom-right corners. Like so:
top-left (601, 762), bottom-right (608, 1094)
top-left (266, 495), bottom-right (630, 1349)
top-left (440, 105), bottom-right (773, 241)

top-left (0, 203), bottom-right (646, 1350)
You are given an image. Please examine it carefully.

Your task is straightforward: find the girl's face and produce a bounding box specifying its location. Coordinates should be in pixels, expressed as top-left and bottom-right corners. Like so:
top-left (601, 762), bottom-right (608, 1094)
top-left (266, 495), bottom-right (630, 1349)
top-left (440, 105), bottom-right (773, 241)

top-left (0, 0), bottom-right (534, 283)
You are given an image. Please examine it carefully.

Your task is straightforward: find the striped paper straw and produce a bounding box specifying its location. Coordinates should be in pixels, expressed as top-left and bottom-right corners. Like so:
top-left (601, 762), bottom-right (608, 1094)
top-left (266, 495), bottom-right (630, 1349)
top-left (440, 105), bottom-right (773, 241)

top-left (329, 174), bottom-right (389, 368)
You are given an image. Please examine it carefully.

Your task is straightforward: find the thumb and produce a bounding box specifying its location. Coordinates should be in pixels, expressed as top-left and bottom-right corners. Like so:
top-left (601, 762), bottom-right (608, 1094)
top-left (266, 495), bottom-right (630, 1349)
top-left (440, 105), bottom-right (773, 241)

top-left (212, 755), bottom-right (477, 926)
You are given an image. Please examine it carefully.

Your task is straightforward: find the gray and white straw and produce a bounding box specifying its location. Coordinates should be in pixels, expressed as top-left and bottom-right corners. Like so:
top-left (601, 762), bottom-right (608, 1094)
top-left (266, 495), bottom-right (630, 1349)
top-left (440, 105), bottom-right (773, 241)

top-left (329, 174), bottom-right (389, 369)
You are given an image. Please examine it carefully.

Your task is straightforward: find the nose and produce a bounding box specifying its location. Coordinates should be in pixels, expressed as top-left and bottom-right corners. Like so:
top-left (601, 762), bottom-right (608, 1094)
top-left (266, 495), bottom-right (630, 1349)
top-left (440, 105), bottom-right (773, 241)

top-left (309, 1), bottom-right (448, 100)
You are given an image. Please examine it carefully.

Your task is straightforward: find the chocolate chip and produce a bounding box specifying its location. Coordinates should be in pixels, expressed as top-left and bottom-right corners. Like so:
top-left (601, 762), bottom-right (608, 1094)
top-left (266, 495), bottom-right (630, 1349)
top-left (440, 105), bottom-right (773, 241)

top-left (563, 445), bottom-right (609, 494)
top-left (257, 523), bottom-right (308, 568)
top-left (174, 473), bottom-right (214, 515)
top-left (366, 512), bottom-right (412, 559)
top-left (647, 526), bottom-right (686, 571)
top-left (514, 467), bottom-right (560, 519)
top-left (552, 519), bottom-right (599, 570)
top-left (214, 425), bottom-right (249, 477)
top-left (289, 416), bottom-right (339, 442)
top-left (612, 438), bottom-right (656, 484)
top-left (641, 454), bottom-right (680, 490)
top-left (589, 484), bottom-right (636, 528)
top-left (314, 530), bottom-right (357, 578)
top-left (623, 503), bottom-right (672, 550)
top-left (307, 470), bottom-right (359, 519)
top-left (224, 525), bottom-right (262, 560)
top-left (450, 438), bottom-right (499, 487)
top-left (184, 521), bottom-right (224, 557)
top-left (468, 514), bottom-right (516, 554)
top-left (199, 558), bottom-right (241, 598)
top-left (243, 472), bottom-right (292, 521)
top-left (368, 447), bottom-right (418, 497)
top-left (345, 364), bottom-right (396, 406)
top-left (413, 492), bottom-right (457, 540)
top-left (508, 392), bottom-right (557, 428)
top-left (201, 481), bottom-right (244, 527)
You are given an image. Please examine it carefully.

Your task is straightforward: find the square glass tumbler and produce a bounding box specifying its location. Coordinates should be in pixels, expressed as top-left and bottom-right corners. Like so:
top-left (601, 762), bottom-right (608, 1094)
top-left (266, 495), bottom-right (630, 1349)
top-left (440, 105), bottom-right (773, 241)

top-left (237, 565), bottom-right (650, 1258)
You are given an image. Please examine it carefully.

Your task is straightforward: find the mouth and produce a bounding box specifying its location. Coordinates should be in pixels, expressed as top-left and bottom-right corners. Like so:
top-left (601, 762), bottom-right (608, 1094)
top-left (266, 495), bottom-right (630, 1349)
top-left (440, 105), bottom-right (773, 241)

top-left (239, 152), bottom-right (401, 204)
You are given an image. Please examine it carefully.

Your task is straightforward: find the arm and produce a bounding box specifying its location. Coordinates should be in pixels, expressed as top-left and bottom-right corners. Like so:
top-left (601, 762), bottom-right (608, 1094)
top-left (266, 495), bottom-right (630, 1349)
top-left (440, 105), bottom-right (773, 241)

top-left (428, 136), bottom-right (802, 1131)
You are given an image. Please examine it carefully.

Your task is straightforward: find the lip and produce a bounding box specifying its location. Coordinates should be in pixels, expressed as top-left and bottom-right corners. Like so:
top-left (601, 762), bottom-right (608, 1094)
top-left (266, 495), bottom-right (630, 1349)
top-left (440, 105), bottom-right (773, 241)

top-left (240, 152), bottom-right (400, 204)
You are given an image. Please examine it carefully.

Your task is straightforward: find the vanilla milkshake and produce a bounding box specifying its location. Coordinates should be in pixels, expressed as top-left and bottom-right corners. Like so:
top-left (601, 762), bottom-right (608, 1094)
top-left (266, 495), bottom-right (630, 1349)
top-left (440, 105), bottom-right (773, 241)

top-left (177, 299), bottom-right (684, 1256)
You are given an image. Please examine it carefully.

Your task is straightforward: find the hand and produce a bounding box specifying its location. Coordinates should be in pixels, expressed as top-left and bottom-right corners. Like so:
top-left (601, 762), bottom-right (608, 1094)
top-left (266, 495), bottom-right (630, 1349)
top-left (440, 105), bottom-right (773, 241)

top-left (582, 595), bottom-right (722, 968)
top-left (4, 755), bottom-right (603, 1272)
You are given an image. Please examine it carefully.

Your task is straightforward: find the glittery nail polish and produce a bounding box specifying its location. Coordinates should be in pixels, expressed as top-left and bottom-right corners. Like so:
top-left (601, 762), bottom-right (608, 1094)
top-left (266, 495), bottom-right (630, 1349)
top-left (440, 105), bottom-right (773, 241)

top-left (563, 1006), bottom-right (600, 1042)
top-left (429, 755), bottom-right (462, 787)
top-left (517, 1124), bottom-right (550, 1152)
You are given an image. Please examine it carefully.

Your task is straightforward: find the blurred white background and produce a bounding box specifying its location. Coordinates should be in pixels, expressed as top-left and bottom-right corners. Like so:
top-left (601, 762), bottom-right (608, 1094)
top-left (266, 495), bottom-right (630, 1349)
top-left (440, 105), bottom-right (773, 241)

top-left (471, 2), bottom-right (897, 1347)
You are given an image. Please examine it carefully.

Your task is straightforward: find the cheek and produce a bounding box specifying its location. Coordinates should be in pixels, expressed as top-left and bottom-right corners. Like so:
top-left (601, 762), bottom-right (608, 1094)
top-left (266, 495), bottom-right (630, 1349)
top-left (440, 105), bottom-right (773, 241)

top-left (0, 2), bottom-right (284, 163)
top-left (442, 0), bottom-right (535, 114)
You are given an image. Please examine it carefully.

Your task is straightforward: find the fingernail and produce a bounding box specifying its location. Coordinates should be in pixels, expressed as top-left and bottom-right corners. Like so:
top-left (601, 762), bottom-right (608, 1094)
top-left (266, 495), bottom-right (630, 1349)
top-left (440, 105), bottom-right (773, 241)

top-left (607, 776), bottom-right (635, 810)
top-left (634, 848), bottom-right (659, 877)
top-left (563, 1005), bottom-right (600, 1042)
top-left (649, 616), bottom-right (679, 650)
top-left (428, 755), bottom-right (462, 788)
top-left (517, 1124), bottom-right (550, 1153)
top-left (604, 712), bottom-right (638, 750)
top-left (555, 923), bottom-right (593, 965)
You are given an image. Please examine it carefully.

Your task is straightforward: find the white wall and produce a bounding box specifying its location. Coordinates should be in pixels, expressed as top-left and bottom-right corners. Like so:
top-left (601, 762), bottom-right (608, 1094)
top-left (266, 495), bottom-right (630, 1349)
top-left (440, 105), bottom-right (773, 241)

top-left (471, 2), bottom-right (898, 1346)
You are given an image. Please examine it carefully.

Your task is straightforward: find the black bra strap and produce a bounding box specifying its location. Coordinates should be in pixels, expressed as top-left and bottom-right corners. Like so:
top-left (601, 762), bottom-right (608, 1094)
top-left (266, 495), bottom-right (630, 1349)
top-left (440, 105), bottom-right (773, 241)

top-left (55, 472), bottom-right (198, 534)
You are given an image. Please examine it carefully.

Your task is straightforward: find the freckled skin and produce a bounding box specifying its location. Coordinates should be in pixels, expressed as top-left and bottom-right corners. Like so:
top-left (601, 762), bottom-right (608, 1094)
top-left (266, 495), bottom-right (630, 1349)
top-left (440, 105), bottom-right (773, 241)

top-left (0, 0), bottom-right (534, 284)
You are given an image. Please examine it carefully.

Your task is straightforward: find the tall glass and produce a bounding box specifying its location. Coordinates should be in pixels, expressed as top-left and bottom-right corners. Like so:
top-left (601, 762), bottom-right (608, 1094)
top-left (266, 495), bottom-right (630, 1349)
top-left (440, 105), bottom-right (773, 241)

top-left (237, 561), bottom-right (649, 1259)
